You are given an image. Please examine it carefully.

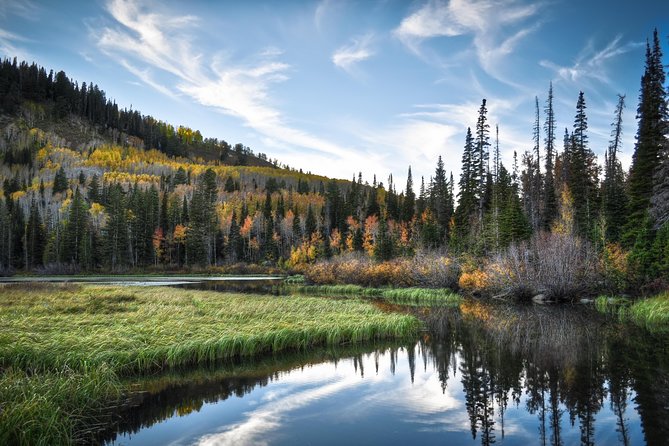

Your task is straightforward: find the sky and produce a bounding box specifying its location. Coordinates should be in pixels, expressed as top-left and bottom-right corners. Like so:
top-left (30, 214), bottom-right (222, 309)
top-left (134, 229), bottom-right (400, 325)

top-left (1, 0), bottom-right (668, 189)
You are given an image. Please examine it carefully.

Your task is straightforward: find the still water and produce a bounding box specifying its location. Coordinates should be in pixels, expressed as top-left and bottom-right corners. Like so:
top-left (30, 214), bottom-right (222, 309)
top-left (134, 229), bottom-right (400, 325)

top-left (101, 300), bottom-right (669, 446)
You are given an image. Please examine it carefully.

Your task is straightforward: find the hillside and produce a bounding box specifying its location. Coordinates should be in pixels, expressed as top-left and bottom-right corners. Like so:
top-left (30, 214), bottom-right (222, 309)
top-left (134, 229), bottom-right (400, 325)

top-left (0, 59), bottom-right (383, 272)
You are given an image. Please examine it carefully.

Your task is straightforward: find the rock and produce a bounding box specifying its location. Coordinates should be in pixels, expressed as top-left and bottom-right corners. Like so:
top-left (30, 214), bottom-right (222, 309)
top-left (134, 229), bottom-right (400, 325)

top-left (532, 294), bottom-right (546, 304)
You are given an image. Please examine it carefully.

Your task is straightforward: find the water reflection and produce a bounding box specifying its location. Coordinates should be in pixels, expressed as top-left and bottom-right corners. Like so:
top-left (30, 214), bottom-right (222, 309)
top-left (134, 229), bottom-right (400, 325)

top-left (103, 303), bottom-right (668, 446)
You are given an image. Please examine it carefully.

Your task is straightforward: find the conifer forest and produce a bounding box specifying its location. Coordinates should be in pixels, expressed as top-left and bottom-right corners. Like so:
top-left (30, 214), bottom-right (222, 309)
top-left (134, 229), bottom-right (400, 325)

top-left (0, 30), bottom-right (668, 296)
top-left (2, 2), bottom-right (669, 445)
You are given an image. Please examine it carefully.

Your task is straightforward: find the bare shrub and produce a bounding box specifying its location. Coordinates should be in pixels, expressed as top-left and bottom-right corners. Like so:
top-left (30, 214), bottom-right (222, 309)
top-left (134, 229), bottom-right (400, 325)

top-left (488, 231), bottom-right (599, 300)
top-left (303, 251), bottom-right (459, 289)
top-left (410, 251), bottom-right (460, 289)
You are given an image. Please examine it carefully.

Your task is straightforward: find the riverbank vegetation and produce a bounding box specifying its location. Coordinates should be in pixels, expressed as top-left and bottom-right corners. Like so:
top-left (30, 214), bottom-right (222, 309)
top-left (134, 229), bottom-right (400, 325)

top-left (0, 283), bottom-right (419, 444)
top-left (1, 28), bottom-right (668, 307)
top-left (294, 284), bottom-right (461, 306)
top-left (595, 292), bottom-right (669, 332)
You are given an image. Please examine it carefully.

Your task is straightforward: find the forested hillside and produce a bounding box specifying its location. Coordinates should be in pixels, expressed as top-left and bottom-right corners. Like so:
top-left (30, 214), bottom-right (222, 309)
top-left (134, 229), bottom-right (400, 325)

top-left (0, 29), bottom-right (668, 295)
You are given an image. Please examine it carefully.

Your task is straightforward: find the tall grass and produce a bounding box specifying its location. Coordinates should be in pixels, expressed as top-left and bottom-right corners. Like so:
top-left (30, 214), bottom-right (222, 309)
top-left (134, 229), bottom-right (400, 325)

top-left (0, 283), bottom-right (419, 444)
top-left (0, 365), bottom-right (122, 446)
top-left (595, 293), bottom-right (669, 333)
top-left (293, 284), bottom-right (461, 306)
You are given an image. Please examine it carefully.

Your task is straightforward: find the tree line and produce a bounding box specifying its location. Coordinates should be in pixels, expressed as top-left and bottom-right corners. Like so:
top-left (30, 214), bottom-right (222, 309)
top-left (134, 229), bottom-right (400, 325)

top-left (0, 57), bottom-right (278, 166)
top-left (0, 30), bottom-right (667, 287)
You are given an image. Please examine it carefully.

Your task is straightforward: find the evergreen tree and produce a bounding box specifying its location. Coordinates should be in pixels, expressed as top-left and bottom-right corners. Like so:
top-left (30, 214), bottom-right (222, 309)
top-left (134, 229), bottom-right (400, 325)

top-left (53, 165), bottom-right (68, 195)
top-left (160, 190), bottom-right (169, 232)
top-left (430, 156), bottom-right (451, 241)
top-left (305, 204), bottom-right (317, 238)
top-left (224, 176), bottom-right (235, 192)
top-left (104, 184), bottom-right (128, 270)
top-left (568, 92), bottom-right (599, 238)
top-left (26, 198), bottom-right (45, 269)
top-left (627, 30), bottom-right (668, 243)
top-left (63, 188), bottom-right (89, 265)
top-left (455, 128), bottom-right (477, 241)
top-left (173, 167), bottom-right (188, 187)
top-left (529, 96), bottom-right (543, 231)
top-left (543, 82), bottom-right (558, 230)
top-left (474, 99), bottom-right (491, 230)
top-left (401, 167), bottom-right (416, 223)
top-left (416, 176), bottom-right (426, 218)
top-left (602, 95), bottom-right (628, 243)
top-left (88, 174), bottom-right (100, 203)
top-left (374, 216), bottom-right (394, 261)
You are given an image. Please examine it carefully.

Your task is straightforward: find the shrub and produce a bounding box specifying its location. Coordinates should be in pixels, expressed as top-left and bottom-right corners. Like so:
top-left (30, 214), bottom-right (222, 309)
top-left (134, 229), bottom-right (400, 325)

top-left (303, 252), bottom-right (459, 289)
top-left (410, 251), bottom-right (461, 289)
top-left (458, 269), bottom-right (491, 295)
top-left (486, 231), bottom-right (599, 300)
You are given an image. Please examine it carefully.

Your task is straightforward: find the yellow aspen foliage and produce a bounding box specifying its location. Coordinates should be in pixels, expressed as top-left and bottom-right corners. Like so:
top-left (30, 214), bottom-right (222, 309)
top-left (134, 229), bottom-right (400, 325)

top-left (363, 215), bottom-right (379, 256)
top-left (173, 224), bottom-right (187, 243)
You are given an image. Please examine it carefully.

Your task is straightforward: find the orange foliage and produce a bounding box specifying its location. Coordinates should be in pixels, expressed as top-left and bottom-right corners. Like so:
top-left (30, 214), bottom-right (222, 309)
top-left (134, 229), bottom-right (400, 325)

top-left (458, 269), bottom-right (491, 294)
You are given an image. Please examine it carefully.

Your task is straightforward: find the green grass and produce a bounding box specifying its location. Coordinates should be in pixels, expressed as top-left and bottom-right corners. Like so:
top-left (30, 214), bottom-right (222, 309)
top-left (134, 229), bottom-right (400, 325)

top-left (293, 284), bottom-right (462, 306)
top-left (0, 283), bottom-right (419, 444)
top-left (595, 293), bottom-right (669, 332)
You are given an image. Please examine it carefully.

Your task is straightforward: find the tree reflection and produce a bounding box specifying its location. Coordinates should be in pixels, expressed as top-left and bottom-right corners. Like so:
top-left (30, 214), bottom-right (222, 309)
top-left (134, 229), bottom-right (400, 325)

top-left (96, 302), bottom-right (668, 446)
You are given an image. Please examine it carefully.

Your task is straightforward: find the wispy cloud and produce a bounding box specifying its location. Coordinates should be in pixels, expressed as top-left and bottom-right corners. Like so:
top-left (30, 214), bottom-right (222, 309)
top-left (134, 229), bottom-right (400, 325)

top-left (314, 0), bottom-right (329, 30)
top-left (0, 28), bottom-right (31, 60)
top-left (332, 33), bottom-right (375, 73)
top-left (539, 35), bottom-right (644, 88)
top-left (95, 0), bottom-right (371, 177)
top-left (0, 0), bottom-right (39, 20)
top-left (394, 0), bottom-right (542, 86)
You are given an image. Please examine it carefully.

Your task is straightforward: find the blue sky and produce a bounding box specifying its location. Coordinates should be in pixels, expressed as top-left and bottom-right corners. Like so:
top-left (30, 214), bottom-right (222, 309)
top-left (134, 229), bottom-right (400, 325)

top-left (1, 0), bottom-right (668, 188)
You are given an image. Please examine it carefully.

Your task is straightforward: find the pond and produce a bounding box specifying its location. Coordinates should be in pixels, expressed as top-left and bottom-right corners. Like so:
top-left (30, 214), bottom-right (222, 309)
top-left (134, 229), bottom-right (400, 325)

top-left (96, 289), bottom-right (668, 446)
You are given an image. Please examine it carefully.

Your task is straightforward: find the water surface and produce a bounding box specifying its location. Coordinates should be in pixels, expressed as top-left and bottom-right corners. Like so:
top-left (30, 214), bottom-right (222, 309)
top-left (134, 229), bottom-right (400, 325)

top-left (101, 304), bottom-right (669, 446)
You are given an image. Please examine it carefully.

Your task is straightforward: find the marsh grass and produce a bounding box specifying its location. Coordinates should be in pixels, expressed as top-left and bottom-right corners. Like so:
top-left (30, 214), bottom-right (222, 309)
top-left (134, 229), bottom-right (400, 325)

top-left (293, 284), bottom-right (461, 306)
top-left (595, 293), bottom-right (669, 332)
top-left (0, 365), bottom-right (122, 446)
top-left (0, 284), bottom-right (419, 444)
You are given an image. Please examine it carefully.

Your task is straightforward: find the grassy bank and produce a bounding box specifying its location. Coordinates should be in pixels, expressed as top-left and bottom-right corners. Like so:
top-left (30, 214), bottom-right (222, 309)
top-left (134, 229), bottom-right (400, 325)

top-left (293, 284), bottom-right (461, 306)
top-left (595, 292), bottom-right (669, 333)
top-left (0, 283), bottom-right (419, 444)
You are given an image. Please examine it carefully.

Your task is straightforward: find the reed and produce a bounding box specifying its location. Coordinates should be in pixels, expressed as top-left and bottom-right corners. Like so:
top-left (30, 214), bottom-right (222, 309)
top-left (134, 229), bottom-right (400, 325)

top-left (594, 293), bottom-right (669, 332)
top-left (629, 292), bottom-right (669, 332)
top-left (293, 284), bottom-right (461, 306)
top-left (0, 283), bottom-right (420, 444)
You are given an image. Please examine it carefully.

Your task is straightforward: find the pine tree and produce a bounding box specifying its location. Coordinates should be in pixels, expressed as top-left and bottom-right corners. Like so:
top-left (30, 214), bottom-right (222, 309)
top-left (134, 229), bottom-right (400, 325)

top-left (529, 96), bottom-right (543, 231)
top-left (224, 176), bottom-right (235, 192)
top-left (227, 210), bottom-right (243, 262)
top-left (543, 82), bottom-right (558, 230)
top-left (568, 92), bottom-right (599, 238)
top-left (474, 99), bottom-right (491, 230)
top-left (88, 174), bottom-right (100, 203)
top-left (53, 165), bottom-right (68, 195)
top-left (104, 184), bottom-right (128, 270)
top-left (627, 30), bottom-right (668, 241)
top-left (63, 188), bottom-right (89, 264)
top-left (430, 156), bottom-right (451, 241)
top-left (401, 166), bottom-right (416, 223)
top-left (455, 128), bottom-right (477, 241)
top-left (416, 176), bottom-right (426, 218)
top-left (602, 94), bottom-right (628, 243)
top-left (26, 198), bottom-right (45, 269)
top-left (305, 204), bottom-right (317, 238)
top-left (374, 216), bottom-right (394, 261)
